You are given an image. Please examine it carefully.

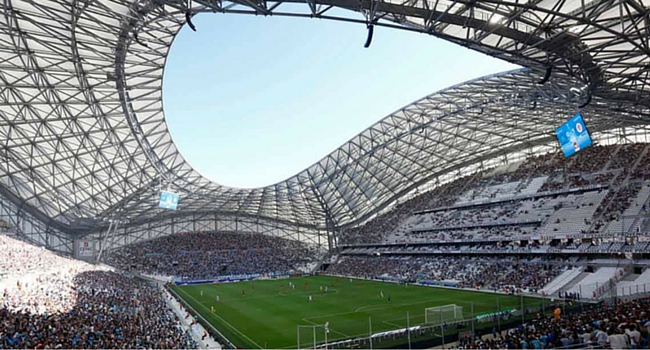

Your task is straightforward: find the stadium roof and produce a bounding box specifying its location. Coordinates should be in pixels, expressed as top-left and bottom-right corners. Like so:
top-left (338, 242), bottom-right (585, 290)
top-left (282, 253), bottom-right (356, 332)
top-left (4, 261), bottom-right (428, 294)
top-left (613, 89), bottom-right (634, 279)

top-left (0, 0), bottom-right (649, 235)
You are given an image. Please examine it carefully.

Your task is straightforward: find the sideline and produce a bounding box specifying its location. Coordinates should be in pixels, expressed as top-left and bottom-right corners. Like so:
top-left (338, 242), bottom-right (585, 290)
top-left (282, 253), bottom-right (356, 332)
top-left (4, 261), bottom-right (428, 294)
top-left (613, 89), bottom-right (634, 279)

top-left (176, 287), bottom-right (264, 349)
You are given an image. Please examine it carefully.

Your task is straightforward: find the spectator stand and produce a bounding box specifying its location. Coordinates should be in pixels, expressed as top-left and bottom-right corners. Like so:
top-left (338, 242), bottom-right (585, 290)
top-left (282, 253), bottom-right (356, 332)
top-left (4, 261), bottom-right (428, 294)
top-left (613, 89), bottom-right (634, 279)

top-left (0, 233), bottom-right (197, 349)
top-left (166, 285), bottom-right (234, 349)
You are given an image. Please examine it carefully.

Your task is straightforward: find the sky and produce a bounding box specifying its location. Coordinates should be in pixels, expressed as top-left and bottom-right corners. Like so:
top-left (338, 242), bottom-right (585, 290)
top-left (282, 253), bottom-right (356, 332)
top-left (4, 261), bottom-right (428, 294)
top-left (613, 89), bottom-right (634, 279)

top-left (163, 11), bottom-right (519, 189)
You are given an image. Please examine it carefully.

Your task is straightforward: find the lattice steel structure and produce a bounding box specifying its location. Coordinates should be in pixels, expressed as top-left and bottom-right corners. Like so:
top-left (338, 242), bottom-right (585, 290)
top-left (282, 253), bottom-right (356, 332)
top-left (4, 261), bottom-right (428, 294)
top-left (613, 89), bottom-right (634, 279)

top-left (0, 0), bottom-right (648, 251)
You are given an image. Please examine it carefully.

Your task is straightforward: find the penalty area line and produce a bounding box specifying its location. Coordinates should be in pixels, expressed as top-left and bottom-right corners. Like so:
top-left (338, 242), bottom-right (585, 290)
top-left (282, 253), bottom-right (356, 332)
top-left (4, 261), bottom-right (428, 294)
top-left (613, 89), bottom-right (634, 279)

top-left (354, 299), bottom-right (435, 313)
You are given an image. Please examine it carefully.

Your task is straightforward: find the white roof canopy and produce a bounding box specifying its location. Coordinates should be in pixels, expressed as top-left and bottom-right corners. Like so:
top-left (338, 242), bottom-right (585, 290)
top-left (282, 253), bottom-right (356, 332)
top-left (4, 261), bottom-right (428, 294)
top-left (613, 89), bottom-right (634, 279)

top-left (0, 0), bottom-right (648, 235)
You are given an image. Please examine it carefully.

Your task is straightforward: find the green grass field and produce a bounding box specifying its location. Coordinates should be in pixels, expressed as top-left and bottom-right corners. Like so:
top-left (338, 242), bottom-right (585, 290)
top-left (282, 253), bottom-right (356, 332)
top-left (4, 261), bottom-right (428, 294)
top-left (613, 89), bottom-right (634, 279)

top-left (171, 276), bottom-right (541, 349)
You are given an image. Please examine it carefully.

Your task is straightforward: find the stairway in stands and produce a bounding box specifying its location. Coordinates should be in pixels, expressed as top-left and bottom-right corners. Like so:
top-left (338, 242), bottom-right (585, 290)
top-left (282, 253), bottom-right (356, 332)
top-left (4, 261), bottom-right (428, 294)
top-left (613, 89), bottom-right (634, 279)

top-left (540, 267), bottom-right (584, 296)
top-left (599, 184), bottom-right (650, 234)
top-left (600, 144), bottom-right (623, 171)
top-left (588, 144), bottom-right (650, 233)
top-left (556, 271), bottom-right (590, 297)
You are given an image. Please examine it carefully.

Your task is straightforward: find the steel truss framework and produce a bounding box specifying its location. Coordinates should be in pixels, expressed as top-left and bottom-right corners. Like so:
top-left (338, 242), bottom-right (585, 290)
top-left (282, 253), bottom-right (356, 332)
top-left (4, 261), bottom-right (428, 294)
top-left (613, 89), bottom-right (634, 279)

top-left (0, 186), bottom-right (72, 252)
top-left (0, 0), bottom-right (649, 248)
top-left (87, 213), bottom-right (324, 252)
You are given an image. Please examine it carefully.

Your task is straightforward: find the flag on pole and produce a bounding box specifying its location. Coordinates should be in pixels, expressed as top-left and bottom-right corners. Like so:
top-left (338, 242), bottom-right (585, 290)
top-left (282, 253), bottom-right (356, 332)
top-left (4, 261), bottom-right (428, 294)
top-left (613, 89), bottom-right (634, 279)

top-left (324, 322), bottom-right (330, 334)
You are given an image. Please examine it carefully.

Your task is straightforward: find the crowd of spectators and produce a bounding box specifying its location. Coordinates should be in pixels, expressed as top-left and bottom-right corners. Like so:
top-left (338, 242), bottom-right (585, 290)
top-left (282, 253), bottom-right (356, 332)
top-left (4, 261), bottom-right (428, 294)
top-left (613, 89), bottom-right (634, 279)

top-left (459, 297), bottom-right (650, 349)
top-left (539, 169), bottom-right (619, 193)
top-left (341, 144), bottom-right (650, 246)
top-left (327, 256), bottom-right (423, 280)
top-left (607, 143), bottom-right (646, 170)
top-left (567, 145), bottom-right (614, 173)
top-left (327, 255), bottom-right (564, 293)
top-left (434, 257), bottom-right (561, 293)
top-left (342, 238), bottom-right (650, 256)
top-left (432, 256), bottom-right (562, 293)
top-left (0, 234), bottom-right (68, 277)
top-left (347, 142), bottom-right (650, 247)
top-left (506, 152), bottom-right (566, 182)
top-left (394, 189), bottom-right (606, 242)
top-left (396, 225), bottom-right (536, 243)
top-left (106, 231), bottom-right (318, 280)
top-left (409, 200), bottom-right (545, 232)
top-left (632, 149), bottom-right (650, 180)
top-left (594, 184), bottom-right (641, 223)
top-left (0, 234), bottom-right (196, 349)
top-left (340, 210), bottom-right (406, 245)
top-left (339, 174), bottom-right (479, 245)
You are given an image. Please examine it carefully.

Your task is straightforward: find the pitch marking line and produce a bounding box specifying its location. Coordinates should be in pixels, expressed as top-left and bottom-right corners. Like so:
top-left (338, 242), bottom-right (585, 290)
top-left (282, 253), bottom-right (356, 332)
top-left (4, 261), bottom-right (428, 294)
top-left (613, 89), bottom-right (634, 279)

top-left (278, 288), bottom-right (340, 298)
top-left (353, 300), bottom-right (439, 313)
top-left (176, 287), bottom-right (264, 349)
top-left (382, 320), bottom-right (404, 328)
top-left (301, 318), bottom-right (350, 338)
top-left (354, 298), bottom-right (498, 313)
top-left (304, 303), bottom-right (424, 323)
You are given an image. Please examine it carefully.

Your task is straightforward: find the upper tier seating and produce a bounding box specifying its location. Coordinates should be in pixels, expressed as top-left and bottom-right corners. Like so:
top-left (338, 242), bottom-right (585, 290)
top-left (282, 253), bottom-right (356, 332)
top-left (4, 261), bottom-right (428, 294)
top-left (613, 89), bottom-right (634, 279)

top-left (342, 144), bottom-right (650, 246)
top-left (601, 184), bottom-right (650, 233)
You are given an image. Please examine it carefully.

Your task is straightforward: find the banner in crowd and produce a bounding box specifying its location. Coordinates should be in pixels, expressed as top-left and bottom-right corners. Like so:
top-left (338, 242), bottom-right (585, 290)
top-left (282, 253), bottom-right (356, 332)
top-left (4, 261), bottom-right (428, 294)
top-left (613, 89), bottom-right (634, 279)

top-left (475, 308), bottom-right (517, 322)
top-left (376, 275), bottom-right (408, 283)
top-left (74, 239), bottom-right (96, 260)
top-left (418, 279), bottom-right (459, 287)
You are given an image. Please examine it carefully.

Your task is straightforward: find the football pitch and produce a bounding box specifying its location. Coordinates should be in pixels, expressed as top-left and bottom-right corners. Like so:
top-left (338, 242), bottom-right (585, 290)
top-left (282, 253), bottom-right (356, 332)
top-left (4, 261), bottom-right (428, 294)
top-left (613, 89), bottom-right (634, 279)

top-left (171, 276), bottom-right (542, 349)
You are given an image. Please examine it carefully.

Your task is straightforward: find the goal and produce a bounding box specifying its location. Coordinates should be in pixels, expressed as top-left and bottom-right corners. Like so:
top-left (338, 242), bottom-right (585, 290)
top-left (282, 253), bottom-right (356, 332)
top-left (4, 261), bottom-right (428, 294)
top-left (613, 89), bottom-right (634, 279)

top-left (425, 304), bottom-right (464, 325)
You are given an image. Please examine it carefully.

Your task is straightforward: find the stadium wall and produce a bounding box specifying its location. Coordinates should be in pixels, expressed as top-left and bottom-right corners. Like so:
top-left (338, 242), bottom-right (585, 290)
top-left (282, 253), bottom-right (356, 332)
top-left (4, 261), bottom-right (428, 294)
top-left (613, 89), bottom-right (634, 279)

top-left (0, 191), bottom-right (72, 253)
top-left (166, 284), bottom-right (237, 349)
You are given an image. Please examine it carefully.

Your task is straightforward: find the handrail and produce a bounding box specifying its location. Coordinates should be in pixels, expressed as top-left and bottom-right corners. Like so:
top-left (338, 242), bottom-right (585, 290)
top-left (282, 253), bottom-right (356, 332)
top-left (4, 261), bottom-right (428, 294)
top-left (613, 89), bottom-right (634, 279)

top-left (166, 285), bottom-right (236, 349)
top-left (414, 184), bottom-right (607, 215)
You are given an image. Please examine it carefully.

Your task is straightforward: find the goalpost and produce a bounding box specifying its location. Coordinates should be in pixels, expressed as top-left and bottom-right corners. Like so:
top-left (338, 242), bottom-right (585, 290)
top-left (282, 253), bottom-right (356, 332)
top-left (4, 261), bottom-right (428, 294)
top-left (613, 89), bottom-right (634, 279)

top-left (424, 304), bottom-right (464, 325)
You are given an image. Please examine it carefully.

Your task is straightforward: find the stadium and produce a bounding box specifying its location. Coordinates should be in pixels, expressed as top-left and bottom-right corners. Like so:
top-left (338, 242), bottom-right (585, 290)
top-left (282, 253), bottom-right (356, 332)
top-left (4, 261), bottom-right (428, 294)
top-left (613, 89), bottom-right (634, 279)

top-left (1, 0), bottom-right (650, 348)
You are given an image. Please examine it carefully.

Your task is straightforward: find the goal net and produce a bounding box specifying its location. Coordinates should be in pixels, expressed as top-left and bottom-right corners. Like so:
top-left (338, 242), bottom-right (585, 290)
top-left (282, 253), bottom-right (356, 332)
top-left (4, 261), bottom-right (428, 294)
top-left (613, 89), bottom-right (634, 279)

top-left (425, 304), bottom-right (463, 325)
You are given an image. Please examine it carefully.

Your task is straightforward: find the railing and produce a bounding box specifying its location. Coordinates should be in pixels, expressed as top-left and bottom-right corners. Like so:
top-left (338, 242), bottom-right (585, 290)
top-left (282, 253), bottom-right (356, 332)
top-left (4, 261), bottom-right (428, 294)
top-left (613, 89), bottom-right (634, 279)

top-left (307, 296), bottom-right (600, 349)
top-left (342, 230), bottom-right (650, 249)
top-left (342, 247), bottom-right (650, 257)
top-left (411, 219), bottom-right (541, 233)
top-left (596, 263), bottom-right (633, 299)
top-left (414, 184), bottom-right (607, 215)
top-left (616, 281), bottom-right (650, 298)
top-left (625, 186), bottom-right (650, 234)
top-left (166, 284), bottom-right (237, 349)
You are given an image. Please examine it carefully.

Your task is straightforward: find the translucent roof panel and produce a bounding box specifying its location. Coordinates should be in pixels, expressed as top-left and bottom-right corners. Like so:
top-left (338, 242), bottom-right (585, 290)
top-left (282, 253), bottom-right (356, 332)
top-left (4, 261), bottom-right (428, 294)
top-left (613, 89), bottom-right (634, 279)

top-left (0, 0), bottom-right (648, 234)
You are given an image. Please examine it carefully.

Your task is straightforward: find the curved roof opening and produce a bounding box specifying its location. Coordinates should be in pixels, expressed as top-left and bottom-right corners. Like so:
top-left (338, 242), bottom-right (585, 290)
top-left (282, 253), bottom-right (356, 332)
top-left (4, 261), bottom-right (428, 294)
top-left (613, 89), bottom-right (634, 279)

top-left (162, 14), bottom-right (518, 188)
